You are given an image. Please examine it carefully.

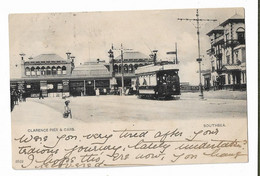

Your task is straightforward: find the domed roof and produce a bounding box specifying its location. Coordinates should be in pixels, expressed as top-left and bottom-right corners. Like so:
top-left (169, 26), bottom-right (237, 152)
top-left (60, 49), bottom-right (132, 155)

top-left (28, 54), bottom-right (67, 62)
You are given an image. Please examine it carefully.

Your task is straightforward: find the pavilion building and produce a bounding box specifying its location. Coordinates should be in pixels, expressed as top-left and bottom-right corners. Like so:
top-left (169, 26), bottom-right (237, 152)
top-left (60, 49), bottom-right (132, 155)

top-left (10, 50), bottom-right (153, 97)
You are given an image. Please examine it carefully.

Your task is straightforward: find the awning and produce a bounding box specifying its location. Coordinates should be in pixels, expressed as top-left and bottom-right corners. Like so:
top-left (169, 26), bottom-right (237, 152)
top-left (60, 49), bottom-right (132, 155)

top-left (222, 65), bottom-right (241, 71)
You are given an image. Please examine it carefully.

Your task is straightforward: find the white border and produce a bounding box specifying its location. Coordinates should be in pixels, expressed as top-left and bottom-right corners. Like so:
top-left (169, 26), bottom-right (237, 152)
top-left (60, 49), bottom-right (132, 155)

top-left (1, 0), bottom-right (257, 176)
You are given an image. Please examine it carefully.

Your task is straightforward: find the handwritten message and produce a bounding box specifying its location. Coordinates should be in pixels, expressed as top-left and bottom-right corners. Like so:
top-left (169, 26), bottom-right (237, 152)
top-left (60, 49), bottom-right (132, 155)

top-left (12, 126), bottom-right (248, 169)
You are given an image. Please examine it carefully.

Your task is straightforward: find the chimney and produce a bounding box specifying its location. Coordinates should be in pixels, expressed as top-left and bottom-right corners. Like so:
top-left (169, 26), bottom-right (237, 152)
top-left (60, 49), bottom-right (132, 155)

top-left (66, 52), bottom-right (71, 60)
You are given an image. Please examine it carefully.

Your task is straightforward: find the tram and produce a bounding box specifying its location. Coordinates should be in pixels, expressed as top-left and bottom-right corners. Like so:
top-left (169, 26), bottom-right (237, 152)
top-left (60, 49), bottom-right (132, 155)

top-left (135, 63), bottom-right (180, 99)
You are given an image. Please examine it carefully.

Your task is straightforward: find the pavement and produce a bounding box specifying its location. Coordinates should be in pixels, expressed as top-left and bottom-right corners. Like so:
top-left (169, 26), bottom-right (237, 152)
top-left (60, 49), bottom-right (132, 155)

top-left (11, 90), bottom-right (247, 124)
top-left (181, 90), bottom-right (247, 100)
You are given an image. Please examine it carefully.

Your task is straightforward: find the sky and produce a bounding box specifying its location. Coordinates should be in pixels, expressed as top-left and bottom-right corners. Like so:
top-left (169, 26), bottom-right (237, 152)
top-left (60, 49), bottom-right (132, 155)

top-left (9, 8), bottom-right (244, 84)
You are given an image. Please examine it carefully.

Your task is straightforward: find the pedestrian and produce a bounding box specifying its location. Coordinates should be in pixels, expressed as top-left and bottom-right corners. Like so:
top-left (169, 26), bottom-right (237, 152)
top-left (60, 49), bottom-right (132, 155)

top-left (18, 90), bottom-right (22, 102)
top-left (14, 90), bottom-right (19, 105)
top-left (39, 90), bottom-right (44, 99)
top-left (22, 90), bottom-right (26, 102)
top-left (95, 88), bottom-right (100, 96)
top-left (10, 89), bottom-right (15, 111)
top-left (63, 100), bottom-right (72, 119)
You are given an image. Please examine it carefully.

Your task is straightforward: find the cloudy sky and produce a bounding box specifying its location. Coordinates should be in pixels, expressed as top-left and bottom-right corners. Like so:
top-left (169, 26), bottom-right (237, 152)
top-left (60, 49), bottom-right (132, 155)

top-left (9, 8), bottom-right (244, 84)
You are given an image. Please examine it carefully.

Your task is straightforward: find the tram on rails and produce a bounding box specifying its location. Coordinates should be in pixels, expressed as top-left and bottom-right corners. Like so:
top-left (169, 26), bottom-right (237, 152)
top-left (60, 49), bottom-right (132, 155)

top-left (135, 63), bottom-right (180, 100)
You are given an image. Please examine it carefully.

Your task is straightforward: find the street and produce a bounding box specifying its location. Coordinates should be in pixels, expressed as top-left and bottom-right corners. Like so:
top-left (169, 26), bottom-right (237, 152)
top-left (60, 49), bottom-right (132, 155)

top-left (11, 91), bottom-right (247, 125)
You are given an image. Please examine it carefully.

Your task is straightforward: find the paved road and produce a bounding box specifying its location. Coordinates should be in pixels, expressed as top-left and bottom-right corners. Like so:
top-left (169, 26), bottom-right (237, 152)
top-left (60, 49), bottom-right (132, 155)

top-left (11, 93), bottom-right (247, 124)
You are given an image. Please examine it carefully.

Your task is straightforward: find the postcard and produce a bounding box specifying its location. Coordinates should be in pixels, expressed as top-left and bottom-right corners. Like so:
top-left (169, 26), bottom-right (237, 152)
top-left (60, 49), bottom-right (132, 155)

top-left (9, 8), bottom-right (247, 169)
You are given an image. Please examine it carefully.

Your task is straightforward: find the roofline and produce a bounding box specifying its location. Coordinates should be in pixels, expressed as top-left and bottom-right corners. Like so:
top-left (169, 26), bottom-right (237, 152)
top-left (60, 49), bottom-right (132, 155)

top-left (219, 18), bottom-right (245, 27)
top-left (206, 28), bottom-right (224, 36)
top-left (10, 75), bottom-right (113, 82)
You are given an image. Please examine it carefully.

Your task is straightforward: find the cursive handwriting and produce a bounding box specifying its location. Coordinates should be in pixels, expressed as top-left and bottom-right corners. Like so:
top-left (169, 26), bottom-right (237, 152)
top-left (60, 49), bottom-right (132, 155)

top-left (13, 128), bottom-right (248, 169)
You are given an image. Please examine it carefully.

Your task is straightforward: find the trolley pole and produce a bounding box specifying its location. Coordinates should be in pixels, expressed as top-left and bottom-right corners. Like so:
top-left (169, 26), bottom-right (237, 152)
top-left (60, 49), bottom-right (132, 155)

top-left (178, 9), bottom-right (216, 99)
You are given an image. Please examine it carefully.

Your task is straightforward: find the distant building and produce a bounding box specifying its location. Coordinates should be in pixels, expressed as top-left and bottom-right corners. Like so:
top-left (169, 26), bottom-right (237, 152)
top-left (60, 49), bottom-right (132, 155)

top-left (205, 14), bottom-right (246, 90)
top-left (180, 82), bottom-right (199, 92)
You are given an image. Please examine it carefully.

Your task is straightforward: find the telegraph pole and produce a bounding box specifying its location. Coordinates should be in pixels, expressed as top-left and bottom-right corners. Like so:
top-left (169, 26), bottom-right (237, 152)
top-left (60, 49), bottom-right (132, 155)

top-left (112, 43), bottom-right (132, 96)
top-left (178, 9), bottom-right (216, 99)
top-left (120, 44), bottom-right (125, 95)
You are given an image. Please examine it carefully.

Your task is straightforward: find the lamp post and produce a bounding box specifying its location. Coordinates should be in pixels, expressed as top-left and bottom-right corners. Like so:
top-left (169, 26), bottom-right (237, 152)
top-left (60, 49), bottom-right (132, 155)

top-left (108, 48), bottom-right (117, 94)
top-left (108, 48), bottom-right (115, 77)
top-left (111, 43), bottom-right (132, 96)
top-left (120, 44), bottom-right (125, 96)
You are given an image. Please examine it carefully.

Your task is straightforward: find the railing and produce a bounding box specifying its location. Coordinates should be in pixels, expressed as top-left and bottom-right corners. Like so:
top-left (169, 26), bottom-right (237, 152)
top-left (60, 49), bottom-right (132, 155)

top-left (115, 72), bottom-right (135, 77)
top-left (224, 39), bottom-right (242, 48)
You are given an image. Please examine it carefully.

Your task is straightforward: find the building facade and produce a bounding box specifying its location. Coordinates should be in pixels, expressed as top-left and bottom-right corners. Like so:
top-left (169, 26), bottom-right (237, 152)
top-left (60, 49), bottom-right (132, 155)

top-left (205, 14), bottom-right (246, 90)
top-left (11, 50), bottom-right (154, 97)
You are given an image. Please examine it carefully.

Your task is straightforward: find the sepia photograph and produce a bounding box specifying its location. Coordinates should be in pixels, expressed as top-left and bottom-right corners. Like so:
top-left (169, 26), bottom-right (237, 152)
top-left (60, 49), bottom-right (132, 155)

top-left (9, 7), bottom-right (249, 170)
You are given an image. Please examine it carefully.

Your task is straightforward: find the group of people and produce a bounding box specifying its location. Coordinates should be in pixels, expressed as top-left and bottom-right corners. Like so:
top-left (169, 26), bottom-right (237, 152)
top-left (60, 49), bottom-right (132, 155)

top-left (10, 89), bottom-right (26, 111)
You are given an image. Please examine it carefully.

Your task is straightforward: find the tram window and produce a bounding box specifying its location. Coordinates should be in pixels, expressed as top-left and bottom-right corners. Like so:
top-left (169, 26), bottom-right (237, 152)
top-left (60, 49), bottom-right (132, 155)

top-left (150, 74), bottom-right (157, 86)
top-left (57, 84), bottom-right (63, 90)
top-left (143, 78), bottom-right (147, 85)
top-left (139, 76), bottom-right (144, 85)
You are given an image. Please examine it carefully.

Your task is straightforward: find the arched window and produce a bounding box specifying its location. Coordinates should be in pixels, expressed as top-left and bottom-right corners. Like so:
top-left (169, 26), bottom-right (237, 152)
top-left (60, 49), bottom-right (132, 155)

top-left (129, 64), bottom-right (133, 73)
top-left (134, 64), bottom-right (138, 70)
top-left (41, 66), bottom-right (45, 75)
top-left (52, 66), bottom-right (57, 75)
top-left (114, 65), bottom-right (118, 73)
top-left (25, 67), bottom-right (30, 76)
top-left (57, 66), bottom-right (62, 75)
top-left (46, 66), bottom-right (51, 75)
top-left (31, 67), bottom-right (35, 76)
top-left (124, 64), bottom-right (128, 73)
top-left (62, 66), bottom-right (66, 75)
top-left (236, 27), bottom-right (245, 44)
top-left (36, 66), bottom-right (41, 76)
top-left (118, 64), bottom-right (122, 73)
